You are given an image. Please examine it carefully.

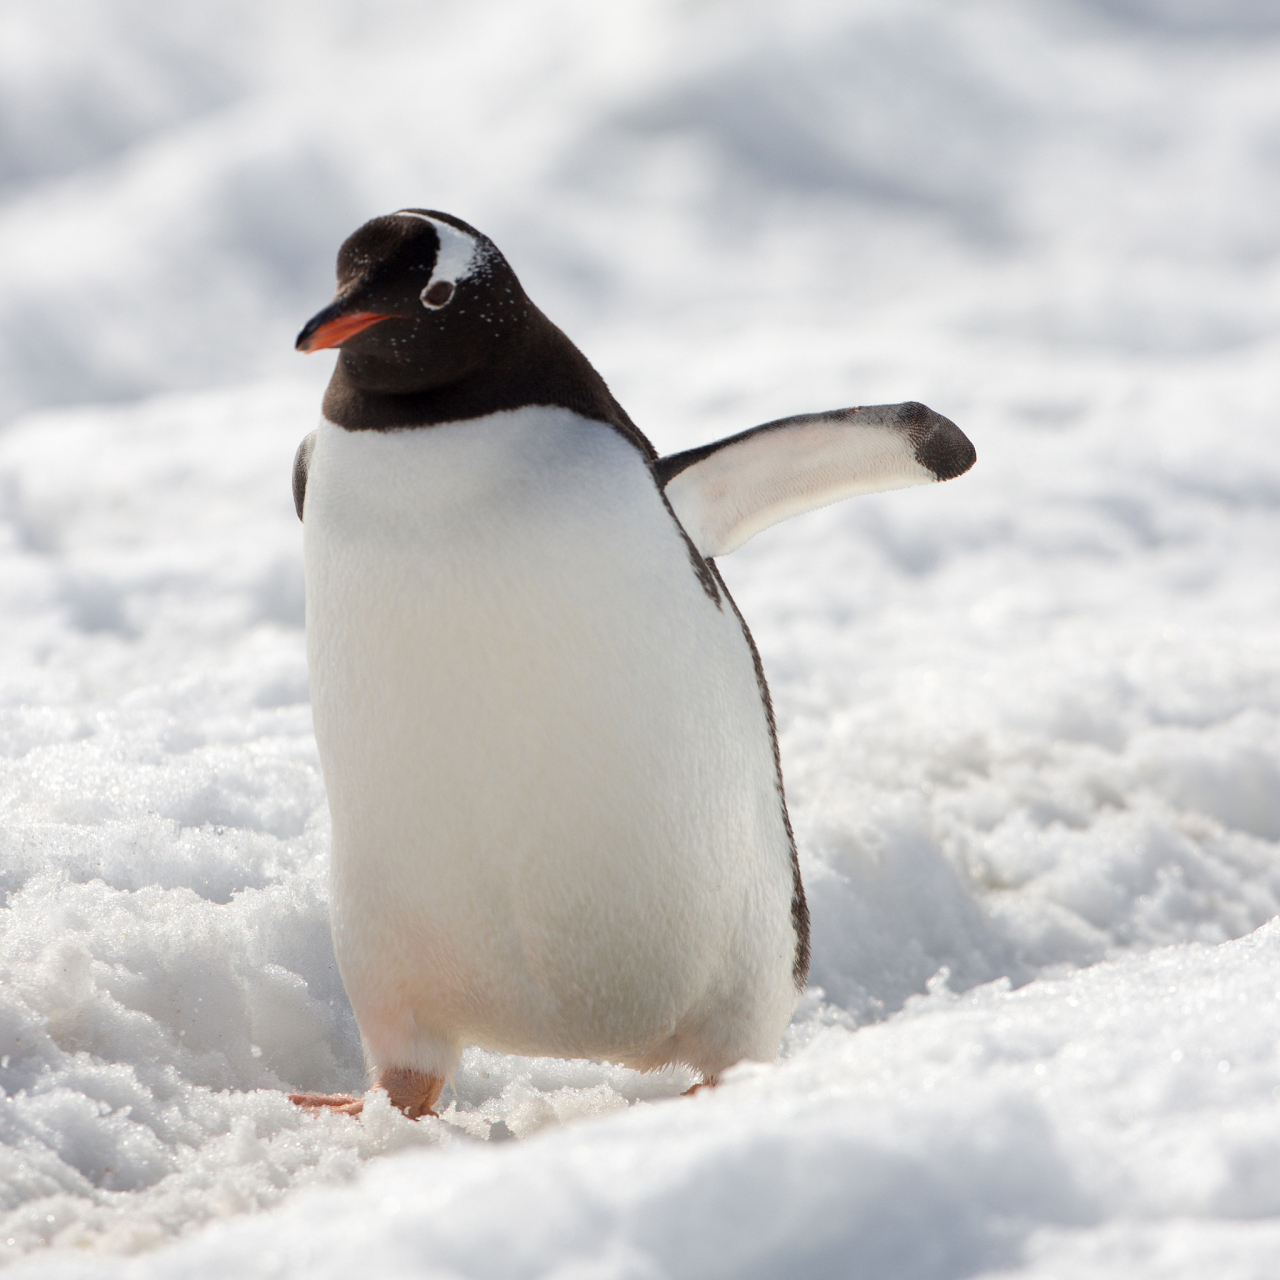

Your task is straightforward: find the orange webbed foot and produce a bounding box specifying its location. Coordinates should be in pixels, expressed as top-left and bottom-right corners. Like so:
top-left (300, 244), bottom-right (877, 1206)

top-left (289, 1091), bottom-right (365, 1115)
top-left (682, 1075), bottom-right (719, 1097)
top-left (290, 1069), bottom-right (444, 1121)
top-left (379, 1067), bottom-right (444, 1119)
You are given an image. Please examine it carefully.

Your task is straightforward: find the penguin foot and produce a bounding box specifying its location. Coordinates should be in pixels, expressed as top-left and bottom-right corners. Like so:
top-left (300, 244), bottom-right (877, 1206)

top-left (289, 1069), bottom-right (444, 1121)
top-left (289, 1091), bottom-right (365, 1114)
top-left (379, 1067), bottom-right (445, 1119)
top-left (682, 1075), bottom-right (719, 1097)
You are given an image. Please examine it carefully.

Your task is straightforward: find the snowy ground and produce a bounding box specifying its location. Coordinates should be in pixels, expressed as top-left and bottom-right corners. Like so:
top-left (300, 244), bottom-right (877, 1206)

top-left (2, 1), bottom-right (1279, 1276)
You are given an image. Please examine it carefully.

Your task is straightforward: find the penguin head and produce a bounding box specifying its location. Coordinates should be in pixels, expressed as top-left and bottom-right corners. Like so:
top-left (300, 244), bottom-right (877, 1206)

top-left (296, 210), bottom-right (528, 394)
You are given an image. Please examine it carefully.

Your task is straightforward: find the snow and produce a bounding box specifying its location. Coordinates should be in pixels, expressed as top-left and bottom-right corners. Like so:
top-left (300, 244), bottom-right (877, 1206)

top-left (0, 0), bottom-right (1278, 1275)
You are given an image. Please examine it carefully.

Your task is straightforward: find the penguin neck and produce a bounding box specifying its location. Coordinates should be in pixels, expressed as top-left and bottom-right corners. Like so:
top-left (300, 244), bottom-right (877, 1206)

top-left (321, 307), bottom-right (656, 459)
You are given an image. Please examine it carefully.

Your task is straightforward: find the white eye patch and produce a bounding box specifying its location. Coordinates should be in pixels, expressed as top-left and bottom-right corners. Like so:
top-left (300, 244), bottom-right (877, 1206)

top-left (397, 211), bottom-right (478, 310)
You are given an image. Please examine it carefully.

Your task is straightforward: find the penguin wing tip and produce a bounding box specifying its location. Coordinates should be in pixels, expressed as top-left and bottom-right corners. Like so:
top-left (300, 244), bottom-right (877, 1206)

top-left (905, 405), bottom-right (976, 482)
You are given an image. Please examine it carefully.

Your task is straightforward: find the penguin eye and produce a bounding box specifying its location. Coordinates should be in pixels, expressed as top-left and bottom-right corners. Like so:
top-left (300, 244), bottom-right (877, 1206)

top-left (421, 281), bottom-right (455, 309)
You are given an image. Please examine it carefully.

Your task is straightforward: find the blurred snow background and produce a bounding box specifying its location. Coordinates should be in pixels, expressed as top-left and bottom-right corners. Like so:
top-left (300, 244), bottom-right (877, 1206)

top-left (1, 0), bottom-right (1279, 1276)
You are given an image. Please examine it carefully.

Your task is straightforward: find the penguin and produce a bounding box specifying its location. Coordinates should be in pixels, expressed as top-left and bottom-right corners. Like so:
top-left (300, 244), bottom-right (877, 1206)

top-left (287, 210), bottom-right (975, 1119)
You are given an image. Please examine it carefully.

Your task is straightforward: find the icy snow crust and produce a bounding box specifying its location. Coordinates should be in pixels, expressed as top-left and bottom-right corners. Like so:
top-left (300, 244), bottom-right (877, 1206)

top-left (1, 0), bottom-right (1279, 1276)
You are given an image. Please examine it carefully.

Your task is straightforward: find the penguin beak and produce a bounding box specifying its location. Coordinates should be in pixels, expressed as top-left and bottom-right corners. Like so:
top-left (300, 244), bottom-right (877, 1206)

top-left (296, 302), bottom-right (394, 352)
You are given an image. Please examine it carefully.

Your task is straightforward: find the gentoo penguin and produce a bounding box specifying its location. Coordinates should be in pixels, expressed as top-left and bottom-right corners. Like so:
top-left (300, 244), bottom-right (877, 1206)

top-left (288, 210), bottom-right (975, 1119)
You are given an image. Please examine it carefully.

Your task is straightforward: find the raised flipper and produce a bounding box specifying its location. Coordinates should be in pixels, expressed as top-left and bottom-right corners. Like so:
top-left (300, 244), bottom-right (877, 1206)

top-left (293, 430), bottom-right (317, 521)
top-left (657, 401), bottom-right (975, 557)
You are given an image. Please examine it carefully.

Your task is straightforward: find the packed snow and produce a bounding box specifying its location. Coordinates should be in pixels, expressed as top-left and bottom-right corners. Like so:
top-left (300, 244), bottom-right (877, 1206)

top-left (1, 0), bottom-right (1279, 1276)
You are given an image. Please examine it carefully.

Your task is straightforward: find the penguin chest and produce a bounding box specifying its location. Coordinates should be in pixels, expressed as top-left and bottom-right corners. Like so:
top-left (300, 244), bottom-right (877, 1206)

top-left (302, 408), bottom-right (797, 1062)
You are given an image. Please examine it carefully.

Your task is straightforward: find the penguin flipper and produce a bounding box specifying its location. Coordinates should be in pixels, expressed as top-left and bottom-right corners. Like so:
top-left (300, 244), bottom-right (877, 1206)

top-left (292, 430), bottom-right (317, 522)
top-left (656, 401), bottom-right (974, 557)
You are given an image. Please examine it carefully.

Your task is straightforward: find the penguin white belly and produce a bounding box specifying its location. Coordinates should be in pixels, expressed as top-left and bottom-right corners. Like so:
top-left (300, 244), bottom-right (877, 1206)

top-left (303, 407), bottom-right (799, 1080)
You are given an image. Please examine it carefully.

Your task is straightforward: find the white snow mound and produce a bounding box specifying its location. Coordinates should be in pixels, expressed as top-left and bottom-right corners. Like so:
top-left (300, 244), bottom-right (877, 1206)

top-left (1, 1), bottom-right (1279, 1277)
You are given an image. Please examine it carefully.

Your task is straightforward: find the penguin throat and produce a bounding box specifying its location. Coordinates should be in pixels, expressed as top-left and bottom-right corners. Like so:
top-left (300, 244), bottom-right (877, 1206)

top-left (338, 348), bottom-right (479, 397)
top-left (320, 306), bottom-right (656, 462)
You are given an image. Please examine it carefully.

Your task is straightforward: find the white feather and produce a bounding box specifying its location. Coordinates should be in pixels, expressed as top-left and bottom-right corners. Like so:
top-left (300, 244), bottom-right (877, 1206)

top-left (303, 408), bottom-right (799, 1081)
top-left (396, 210), bottom-right (478, 286)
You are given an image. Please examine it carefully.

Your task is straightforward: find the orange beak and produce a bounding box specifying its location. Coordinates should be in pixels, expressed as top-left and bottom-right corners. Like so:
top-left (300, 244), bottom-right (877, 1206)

top-left (296, 309), bottom-right (393, 353)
